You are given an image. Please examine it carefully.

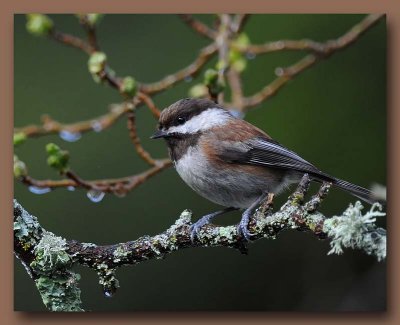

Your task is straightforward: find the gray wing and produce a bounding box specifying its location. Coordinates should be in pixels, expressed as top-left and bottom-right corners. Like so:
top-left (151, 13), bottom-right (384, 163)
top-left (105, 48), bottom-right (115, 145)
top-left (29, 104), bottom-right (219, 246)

top-left (218, 136), bottom-right (376, 204)
top-left (220, 136), bottom-right (325, 176)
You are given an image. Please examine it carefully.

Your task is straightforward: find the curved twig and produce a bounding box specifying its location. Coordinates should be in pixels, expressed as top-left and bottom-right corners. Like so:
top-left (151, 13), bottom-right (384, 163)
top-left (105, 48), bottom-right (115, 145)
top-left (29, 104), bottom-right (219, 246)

top-left (20, 158), bottom-right (172, 195)
top-left (140, 43), bottom-right (218, 95)
top-left (241, 14), bottom-right (384, 110)
top-left (178, 14), bottom-right (217, 39)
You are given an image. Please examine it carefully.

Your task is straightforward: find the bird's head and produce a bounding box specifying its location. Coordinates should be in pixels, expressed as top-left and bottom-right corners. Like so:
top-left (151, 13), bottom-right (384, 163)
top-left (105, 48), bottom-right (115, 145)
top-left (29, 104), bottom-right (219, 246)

top-left (151, 98), bottom-right (232, 140)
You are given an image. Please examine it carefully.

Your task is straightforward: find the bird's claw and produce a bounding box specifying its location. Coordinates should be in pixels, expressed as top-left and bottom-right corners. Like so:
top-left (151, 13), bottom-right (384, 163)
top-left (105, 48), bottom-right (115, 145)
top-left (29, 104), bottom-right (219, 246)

top-left (237, 222), bottom-right (253, 242)
top-left (190, 218), bottom-right (210, 243)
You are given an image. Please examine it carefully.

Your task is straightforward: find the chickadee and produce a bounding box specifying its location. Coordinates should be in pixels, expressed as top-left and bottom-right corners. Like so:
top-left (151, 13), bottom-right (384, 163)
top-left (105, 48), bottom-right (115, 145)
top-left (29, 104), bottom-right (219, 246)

top-left (151, 98), bottom-right (375, 241)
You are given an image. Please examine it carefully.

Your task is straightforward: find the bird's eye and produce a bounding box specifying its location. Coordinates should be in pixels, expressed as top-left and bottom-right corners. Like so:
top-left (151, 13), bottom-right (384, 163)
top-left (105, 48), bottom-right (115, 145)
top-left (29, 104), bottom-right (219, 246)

top-left (176, 116), bottom-right (186, 125)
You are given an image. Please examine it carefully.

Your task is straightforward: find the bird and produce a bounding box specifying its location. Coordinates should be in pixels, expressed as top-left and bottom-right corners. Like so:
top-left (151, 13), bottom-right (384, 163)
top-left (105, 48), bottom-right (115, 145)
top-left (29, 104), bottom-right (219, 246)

top-left (151, 98), bottom-right (376, 241)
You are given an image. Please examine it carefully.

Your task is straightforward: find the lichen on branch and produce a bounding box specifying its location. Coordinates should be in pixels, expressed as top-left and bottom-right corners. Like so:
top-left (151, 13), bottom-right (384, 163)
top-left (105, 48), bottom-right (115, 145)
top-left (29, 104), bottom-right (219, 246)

top-left (14, 175), bottom-right (386, 311)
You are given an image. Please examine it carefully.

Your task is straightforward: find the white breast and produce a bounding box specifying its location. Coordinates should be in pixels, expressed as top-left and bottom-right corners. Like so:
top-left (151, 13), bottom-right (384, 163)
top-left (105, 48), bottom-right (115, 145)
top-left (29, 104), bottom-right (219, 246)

top-left (175, 146), bottom-right (210, 194)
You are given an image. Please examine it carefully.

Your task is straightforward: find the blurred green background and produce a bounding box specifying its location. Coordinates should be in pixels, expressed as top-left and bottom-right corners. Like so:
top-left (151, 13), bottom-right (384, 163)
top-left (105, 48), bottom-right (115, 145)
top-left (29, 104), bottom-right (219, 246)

top-left (14, 14), bottom-right (386, 311)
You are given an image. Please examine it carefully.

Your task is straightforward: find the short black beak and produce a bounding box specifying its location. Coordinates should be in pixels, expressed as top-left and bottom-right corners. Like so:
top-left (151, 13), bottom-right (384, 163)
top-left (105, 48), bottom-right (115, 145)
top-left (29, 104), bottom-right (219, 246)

top-left (150, 130), bottom-right (168, 139)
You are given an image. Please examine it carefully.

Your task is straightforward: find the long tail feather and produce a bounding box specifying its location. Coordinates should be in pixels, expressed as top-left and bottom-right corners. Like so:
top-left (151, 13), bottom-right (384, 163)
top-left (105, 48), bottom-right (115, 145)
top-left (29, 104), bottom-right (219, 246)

top-left (311, 172), bottom-right (380, 205)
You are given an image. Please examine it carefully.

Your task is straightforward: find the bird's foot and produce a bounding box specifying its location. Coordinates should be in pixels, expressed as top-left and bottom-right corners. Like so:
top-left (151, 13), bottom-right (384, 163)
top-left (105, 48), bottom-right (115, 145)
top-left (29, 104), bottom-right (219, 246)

top-left (237, 213), bottom-right (253, 241)
top-left (190, 214), bottom-right (213, 243)
top-left (190, 207), bottom-right (237, 243)
top-left (237, 192), bottom-right (269, 241)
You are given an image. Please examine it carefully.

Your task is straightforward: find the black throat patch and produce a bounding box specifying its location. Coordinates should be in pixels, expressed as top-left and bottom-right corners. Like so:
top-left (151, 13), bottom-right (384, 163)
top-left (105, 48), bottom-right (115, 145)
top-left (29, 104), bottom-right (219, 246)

top-left (165, 132), bottom-right (201, 162)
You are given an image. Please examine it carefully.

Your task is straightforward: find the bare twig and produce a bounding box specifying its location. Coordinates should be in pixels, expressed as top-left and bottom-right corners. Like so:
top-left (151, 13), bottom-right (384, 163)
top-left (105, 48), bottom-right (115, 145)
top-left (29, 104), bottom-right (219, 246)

top-left (231, 14), bottom-right (250, 34)
top-left (242, 55), bottom-right (317, 108)
top-left (14, 103), bottom-right (129, 138)
top-left (48, 24), bottom-right (123, 92)
top-left (227, 68), bottom-right (245, 110)
top-left (49, 29), bottom-right (94, 54)
top-left (178, 14), bottom-right (217, 39)
top-left (140, 43), bottom-right (218, 95)
top-left (137, 92), bottom-right (161, 119)
top-left (64, 170), bottom-right (94, 190)
top-left (20, 158), bottom-right (172, 195)
top-left (237, 14), bottom-right (384, 56)
top-left (78, 15), bottom-right (100, 51)
top-left (215, 14), bottom-right (232, 104)
top-left (241, 14), bottom-right (384, 110)
top-left (126, 109), bottom-right (157, 166)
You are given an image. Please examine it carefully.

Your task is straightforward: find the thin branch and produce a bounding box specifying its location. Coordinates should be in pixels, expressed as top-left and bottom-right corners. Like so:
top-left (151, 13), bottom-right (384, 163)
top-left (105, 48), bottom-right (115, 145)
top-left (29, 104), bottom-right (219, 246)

top-left (49, 20), bottom-right (217, 97)
top-left (20, 159), bottom-right (172, 195)
top-left (241, 14), bottom-right (384, 109)
top-left (126, 109), bottom-right (157, 166)
top-left (64, 170), bottom-right (94, 190)
top-left (78, 15), bottom-right (100, 51)
top-left (14, 103), bottom-right (129, 138)
top-left (215, 14), bottom-right (232, 104)
top-left (238, 14), bottom-right (384, 56)
top-left (231, 14), bottom-right (250, 34)
top-left (178, 14), bottom-right (217, 39)
top-left (49, 29), bottom-right (94, 54)
top-left (137, 92), bottom-right (161, 119)
top-left (14, 176), bottom-right (386, 309)
top-left (48, 25), bottom-right (124, 92)
top-left (242, 55), bottom-right (317, 108)
top-left (140, 43), bottom-right (218, 95)
top-left (227, 68), bottom-right (245, 110)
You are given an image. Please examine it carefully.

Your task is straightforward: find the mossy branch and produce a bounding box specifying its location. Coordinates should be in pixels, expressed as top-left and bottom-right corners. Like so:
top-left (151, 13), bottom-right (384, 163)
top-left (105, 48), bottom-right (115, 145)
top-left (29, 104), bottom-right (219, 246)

top-left (14, 175), bottom-right (386, 311)
top-left (14, 200), bottom-right (84, 312)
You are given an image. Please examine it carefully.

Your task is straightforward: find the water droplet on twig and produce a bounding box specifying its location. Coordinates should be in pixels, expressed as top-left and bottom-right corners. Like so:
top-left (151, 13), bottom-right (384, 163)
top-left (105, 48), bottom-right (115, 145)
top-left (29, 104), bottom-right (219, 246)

top-left (86, 189), bottom-right (105, 203)
top-left (245, 52), bottom-right (256, 60)
top-left (104, 290), bottom-right (113, 298)
top-left (91, 121), bottom-right (103, 133)
top-left (67, 186), bottom-right (76, 192)
top-left (59, 130), bottom-right (82, 142)
top-left (275, 67), bottom-right (285, 77)
top-left (28, 186), bottom-right (51, 195)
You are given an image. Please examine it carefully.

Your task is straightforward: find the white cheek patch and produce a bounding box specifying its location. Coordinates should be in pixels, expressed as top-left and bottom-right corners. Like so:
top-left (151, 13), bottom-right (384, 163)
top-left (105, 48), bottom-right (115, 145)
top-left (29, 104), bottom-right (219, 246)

top-left (167, 108), bottom-right (231, 134)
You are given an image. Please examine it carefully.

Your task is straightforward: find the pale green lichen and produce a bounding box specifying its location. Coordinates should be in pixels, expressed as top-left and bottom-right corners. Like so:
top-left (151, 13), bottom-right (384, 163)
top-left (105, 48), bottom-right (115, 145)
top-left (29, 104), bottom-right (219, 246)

top-left (81, 242), bottom-right (97, 249)
top-left (216, 226), bottom-right (236, 241)
top-left (35, 272), bottom-right (83, 312)
top-left (323, 201), bottom-right (386, 261)
top-left (30, 231), bottom-right (84, 311)
top-left (113, 244), bottom-right (130, 262)
top-left (14, 200), bottom-right (84, 311)
top-left (14, 199), bottom-right (42, 246)
top-left (174, 209), bottom-right (192, 227)
top-left (156, 209), bottom-right (192, 251)
top-left (96, 263), bottom-right (119, 297)
top-left (31, 231), bottom-right (70, 272)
